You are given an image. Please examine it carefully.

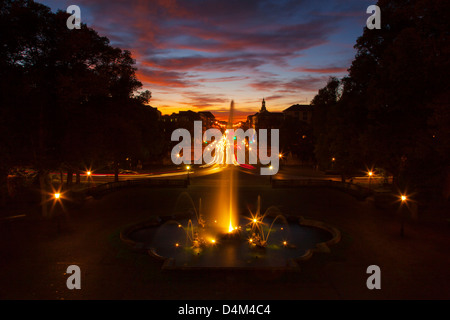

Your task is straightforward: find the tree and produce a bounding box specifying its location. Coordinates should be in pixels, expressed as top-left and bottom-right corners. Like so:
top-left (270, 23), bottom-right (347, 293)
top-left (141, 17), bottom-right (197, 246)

top-left (0, 0), bottom-right (160, 213)
top-left (311, 0), bottom-right (450, 195)
top-left (358, 0), bottom-right (450, 193)
top-left (311, 77), bottom-right (341, 171)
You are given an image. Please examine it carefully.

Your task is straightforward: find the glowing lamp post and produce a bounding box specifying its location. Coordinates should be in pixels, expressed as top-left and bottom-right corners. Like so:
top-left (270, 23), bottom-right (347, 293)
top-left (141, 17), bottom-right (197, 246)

top-left (186, 165), bottom-right (190, 184)
top-left (400, 194), bottom-right (408, 237)
top-left (368, 171), bottom-right (373, 190)
top-left (86, 170), bottom-right (92, 187)
top-left (53, 192), bottom-right (63, 232)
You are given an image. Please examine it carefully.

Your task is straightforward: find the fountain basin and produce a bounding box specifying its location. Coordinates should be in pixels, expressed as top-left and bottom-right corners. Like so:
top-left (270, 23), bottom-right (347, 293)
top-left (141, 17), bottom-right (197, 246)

top-left (121, 213), bottom-right (340, 271)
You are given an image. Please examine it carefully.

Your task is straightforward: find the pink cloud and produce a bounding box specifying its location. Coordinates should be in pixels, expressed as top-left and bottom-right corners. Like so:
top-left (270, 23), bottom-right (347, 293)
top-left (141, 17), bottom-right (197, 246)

top-left (293, 66), bottom-right (349, 74)
top-left (136, 69), bottom-right (192, 88)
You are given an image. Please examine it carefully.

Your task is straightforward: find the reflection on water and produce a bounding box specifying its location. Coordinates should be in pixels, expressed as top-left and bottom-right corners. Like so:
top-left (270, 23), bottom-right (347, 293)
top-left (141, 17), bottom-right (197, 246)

top-left (129, 216), bottom-right (332, 268)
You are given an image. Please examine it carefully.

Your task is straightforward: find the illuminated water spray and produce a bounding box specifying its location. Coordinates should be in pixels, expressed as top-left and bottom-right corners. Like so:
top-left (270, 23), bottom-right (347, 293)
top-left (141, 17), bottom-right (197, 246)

top-left (216, 100), bottom-right (239, 233)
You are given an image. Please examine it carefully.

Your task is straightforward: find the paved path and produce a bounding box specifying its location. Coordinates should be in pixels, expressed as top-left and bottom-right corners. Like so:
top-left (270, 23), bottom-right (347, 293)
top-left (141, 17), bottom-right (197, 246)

top-left (0, 167), bottom-right (449, 300)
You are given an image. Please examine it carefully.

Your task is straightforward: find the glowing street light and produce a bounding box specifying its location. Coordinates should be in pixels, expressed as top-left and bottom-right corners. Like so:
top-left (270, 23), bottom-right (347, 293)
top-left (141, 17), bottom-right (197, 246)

top-left (86, 170), bottom-right (92, 187)
top-left (368, 170), bottom-right (374, 190)
top-left (52, 191), bottom-right (64, 232)
top-left (399, 194), bottom-right (408, 237)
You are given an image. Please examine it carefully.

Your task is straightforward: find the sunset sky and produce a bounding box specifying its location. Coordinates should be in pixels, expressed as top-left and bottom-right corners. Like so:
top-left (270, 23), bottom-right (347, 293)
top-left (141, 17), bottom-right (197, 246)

top-left (41, 0), bottom-right (373, 121)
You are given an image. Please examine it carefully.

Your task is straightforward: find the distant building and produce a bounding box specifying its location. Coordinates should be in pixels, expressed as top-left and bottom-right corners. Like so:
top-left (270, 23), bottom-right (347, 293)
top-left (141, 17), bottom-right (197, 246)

top-left (146, 105), bottom-right (162, 119)
top-left (177, 110), bottom-right (202, 123)
top-left (283, 104), bottom-right (313, 124)
top-left (247, 98), bottom-right (284, 130)
top-left (198, 111), bottom-right (216, 130)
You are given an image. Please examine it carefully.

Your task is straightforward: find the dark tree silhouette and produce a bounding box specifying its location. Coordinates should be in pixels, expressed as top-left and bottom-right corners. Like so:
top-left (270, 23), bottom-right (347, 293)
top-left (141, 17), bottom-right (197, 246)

top-left (311, 0), bottom-right (450, 196)
top-left (0, 0), bottom-right (162, 213)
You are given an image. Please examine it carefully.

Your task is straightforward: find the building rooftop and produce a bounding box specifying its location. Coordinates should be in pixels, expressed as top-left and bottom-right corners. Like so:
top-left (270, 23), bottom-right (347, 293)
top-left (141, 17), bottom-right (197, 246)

top-left (283, 104), bottom-right (312, 112)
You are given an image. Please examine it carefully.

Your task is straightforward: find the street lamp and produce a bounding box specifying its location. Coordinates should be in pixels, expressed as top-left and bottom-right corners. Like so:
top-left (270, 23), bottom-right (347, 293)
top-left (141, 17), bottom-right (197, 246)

top-left (52, 191), bottom-right (63, 232)
top-left (400, 194), bottom-right (408, 237)
top-left (186, 165), bottom-right (190, 184)
top-left (368, 171), bottom-right (373, 190)
top-left (86, 170), bottom-right (92, 187)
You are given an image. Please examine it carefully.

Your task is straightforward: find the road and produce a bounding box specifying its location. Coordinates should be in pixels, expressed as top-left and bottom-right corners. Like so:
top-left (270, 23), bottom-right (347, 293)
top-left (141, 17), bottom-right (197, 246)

top-left (55, 164), bottom-right (226, 186)
top-left (53, 164), bottom-right (388, 190)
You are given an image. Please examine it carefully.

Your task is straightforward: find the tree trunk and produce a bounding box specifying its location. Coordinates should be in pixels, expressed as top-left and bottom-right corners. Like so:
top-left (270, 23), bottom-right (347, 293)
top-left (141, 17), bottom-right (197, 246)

top-left (75, 170), bottom-right (80, 184)
top-left (114, 161), bottom-right (119, 182)
top-left (60, 170), bottom-right (64, 189)
top-left (39, 170), bottom-right (50, 218)
top-left (66, 169), bottom-right (73, 188)
top-left (0, 168), bottom-right (8, 208)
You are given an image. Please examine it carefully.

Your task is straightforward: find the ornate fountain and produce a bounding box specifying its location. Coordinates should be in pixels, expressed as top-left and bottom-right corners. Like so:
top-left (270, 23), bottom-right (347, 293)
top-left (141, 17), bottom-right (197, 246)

top-left (120, 101), bottom-right (340, 271)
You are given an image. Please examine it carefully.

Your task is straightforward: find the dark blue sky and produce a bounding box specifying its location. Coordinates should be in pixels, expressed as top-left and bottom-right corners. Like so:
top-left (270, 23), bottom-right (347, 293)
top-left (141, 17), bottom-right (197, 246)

top-left (41, 0), bottom-right (374, 120)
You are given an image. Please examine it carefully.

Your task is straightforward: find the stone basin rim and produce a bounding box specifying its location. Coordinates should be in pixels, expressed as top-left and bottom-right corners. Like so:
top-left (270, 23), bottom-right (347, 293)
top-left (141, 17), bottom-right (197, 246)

top-left (120, 212), bottom-right (341, 271)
